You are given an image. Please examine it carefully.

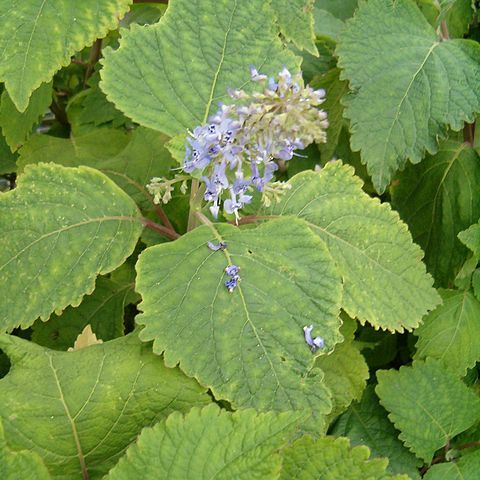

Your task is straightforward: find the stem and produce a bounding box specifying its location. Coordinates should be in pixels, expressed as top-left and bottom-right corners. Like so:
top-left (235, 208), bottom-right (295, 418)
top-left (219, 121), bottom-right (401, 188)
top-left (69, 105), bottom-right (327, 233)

top-left (50, 97), bottom-right (69, 126)
top-left (463, 121), bottom-right (475, 146)
top-left (141, 217), bottom-right (180, 240)
top-left (84, 39), bottom-right (102, 85)
top-left (440, 20), bottom-right (450, 40)
top-left (187, 179), bottom-right (205, 231)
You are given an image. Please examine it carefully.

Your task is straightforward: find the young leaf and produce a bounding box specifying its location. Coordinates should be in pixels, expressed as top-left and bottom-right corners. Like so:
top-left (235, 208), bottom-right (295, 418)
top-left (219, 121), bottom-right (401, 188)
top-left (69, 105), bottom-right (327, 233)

top-left (391, 140), bottom-right (480, 287)
top-left (107, 405), bottom-right (304, 479)
top-left (459, 222), bottom-right (480, 259)
top-left (67, 325), bottom-right (103, 351)
top-left (18, 127), bottom-right (175, 211)
top-left (414, 290), bottom-right (480, 375)
top-left (376, 359), bottom-right (480, 462)
top-left (272, 0), bottom-right (317, 55)
top-left (100, 0), bottom-right (299, 135)
top-left (0, 0), bottom-right (132, 111)
top-left (136, 218), bottom-right (342, 427)
top-left (0, 163), bottom-right (143, 332)
top-left (0, 419), bottom-right (51, 480)
top-left (267, 161), bottom-right (440, 331)
top-left (280, 436), bottom-right (411, 480)
top-left (332, 386), bottom-right (422, 479)
top-left (31, 272), bottom-right (136, 351)
top-left (336, 0), bottom-right (480, 192)
top-left (0, 82), bottom-right (52, 152)
top-left (0, 333), bottom-right (210, 479)
top-left (316, 318), bottom-right (369, 420)
top-left (423, 449), bottom-right (480, 480)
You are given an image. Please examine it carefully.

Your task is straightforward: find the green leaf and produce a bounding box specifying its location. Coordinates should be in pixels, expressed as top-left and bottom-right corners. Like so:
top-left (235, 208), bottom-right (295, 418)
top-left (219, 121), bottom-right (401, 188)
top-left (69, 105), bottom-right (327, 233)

top-left (100, 0), bottom-right (299, 135)
top-left (315, 0), bottom-right (358, 20)
top-left (0, 82), bottom-right (52, 152)
top-left (391, 140), bottom-right (480, 286)
top-left (0, 333), bottom-right (209, 479)
top-left (414, 290), bottom-right (480, 375)
top-left (31, 269), bottom-right (137, 350)
top-left (336, 0), bottom-right (480, 192)
top-left (0, 418), bottom-right (51, 480)
top-left (280, 436), bottom-right (411, 480)
top-left (317, 317), bottom-right (369, 420)
top-left (18, 127), bottom-right (175, 211)
top-left (311, 68), bottom-right (349, 161)
top-left (0, 163), bottom-right (143, 332)
top-left (313, 9), bottom-right (345, 43)
top-left (424, 450), bottom-right (480, 480)
top-left (107, 405), bottom-right (304, 479)
top-left (268, 161), bottom-right (440, 331)
top-left (459, 222), bottom-right (480, 259)
top-left (0, 134), bottom-right (17, 174)
top-left (136, 218), bottom-right (342, 426)
top-left (332, 386), bottom-right (422, 480)
top-left (376, 359), bottom-right (480, 462)
top-left (0, 0), bottom-right (132, 111)
top-left (416, 0), bottom-right (474, 38)
top-left (272, 0), bottom-right (317, 55)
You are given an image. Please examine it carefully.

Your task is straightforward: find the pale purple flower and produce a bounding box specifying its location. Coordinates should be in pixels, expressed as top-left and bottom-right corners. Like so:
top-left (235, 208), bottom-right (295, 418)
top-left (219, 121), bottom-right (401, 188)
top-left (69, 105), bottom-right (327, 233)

top-left (303, 325), bottom-right (324, 352)
top-left (207, 241), bottom-right (227, 251)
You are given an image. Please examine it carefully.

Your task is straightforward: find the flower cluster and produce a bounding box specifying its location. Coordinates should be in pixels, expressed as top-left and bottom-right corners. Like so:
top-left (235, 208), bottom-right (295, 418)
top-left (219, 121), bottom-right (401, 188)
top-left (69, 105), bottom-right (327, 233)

top-left (182, 66), bottom-right (328, 220)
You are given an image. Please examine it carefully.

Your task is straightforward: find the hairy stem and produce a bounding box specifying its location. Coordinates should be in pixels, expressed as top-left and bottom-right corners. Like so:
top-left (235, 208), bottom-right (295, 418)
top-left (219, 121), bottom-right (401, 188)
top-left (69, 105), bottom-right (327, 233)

top-left (141, 217), bottom-right (180, 240)
top-left (84, 39), bottom-right (102, 85)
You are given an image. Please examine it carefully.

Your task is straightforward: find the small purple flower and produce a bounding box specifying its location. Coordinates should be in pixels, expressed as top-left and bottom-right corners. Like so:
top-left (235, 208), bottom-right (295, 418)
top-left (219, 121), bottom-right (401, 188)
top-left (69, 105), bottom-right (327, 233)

top-left (225, 275), bottom-right (240, 292)
top-left (250, 65), bottom-right (268, 82)
top-left (225, 265), bottom-right (240, 276)
top-left (303, 325), bottom-right (325, 352)
top-left (207, 241), bottom-right (227, 251)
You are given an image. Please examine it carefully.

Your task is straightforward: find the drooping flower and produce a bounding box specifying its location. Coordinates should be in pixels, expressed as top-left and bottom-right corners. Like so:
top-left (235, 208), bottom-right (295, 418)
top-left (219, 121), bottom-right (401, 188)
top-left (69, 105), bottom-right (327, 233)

top-left (303, 325), bottom-right (325, 352)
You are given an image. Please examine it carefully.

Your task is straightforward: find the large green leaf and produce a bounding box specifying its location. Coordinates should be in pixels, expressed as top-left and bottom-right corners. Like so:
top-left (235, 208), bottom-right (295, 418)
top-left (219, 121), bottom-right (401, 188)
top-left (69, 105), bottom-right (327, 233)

top-left (268, 162), bottom-right (440, 331)
top-left (332, 386), bottom-right (422, 479)
top-left (424, 450), bottom-right (480, 480)
top-left (0, 82), bottom-right (52, 152)
top-left (376, 359), bottom-right (480, 462)
top-left (100, 0), bottom-right (299, 135)
top-left (31, 268), bottom-right (137, 350)
top-left (391, 140), bottom-right (480, 286)
top-left (136, 218), bottom-right (342, 426)
top-left (414, 290), bottom-right (480, 375)
top-left (272, 0), bottom-right (317, 55)
top-left (336, 0), bottom-right (480, 192)
top-left (0, 163), bottom-right (143, 332)
top-left (107, 405), bottom-right (304, 479)
top-left (317, 318), bottom-right (369, 421)
top-left (18, 127), bottom-right (175, 211)
top-left (0, 419), bottom-right (51, 480)
top-left (315, 0), bottom-right (358, 20)
top-left (280, 436), bottom-right (411, 480)
top-left (0, 0), bottom-right (132, 111)
top-left (0, 333), bottom-right (209, 480)
top-left (0, 134), bottom-right (17, 174)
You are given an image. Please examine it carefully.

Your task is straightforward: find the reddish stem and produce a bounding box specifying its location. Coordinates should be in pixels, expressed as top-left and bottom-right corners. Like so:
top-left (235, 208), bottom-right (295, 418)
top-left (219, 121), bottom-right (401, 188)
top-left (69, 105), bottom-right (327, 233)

top-left (142, 217), bottom-right (180, 240)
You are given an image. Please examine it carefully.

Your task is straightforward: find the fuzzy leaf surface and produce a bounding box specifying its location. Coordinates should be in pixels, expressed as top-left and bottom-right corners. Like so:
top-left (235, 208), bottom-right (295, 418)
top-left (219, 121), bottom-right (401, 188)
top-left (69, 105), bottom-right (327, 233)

top-left (0, 163), bottom-right (143, 331)
top-left (414, 290), bottom-right (480, 375)
top-left (0, 419), bottom-right (51, 480)
top-left (136, 218), bottom-right (342, 426)
top-left (332, 386), bottom-right (422, 479)
top-left (0, 0), bottom-right (132, 111)
top-left (392, 140), bottom-right (480, 286)
top-left (336, 0), bottom-right (480, 192)
top-left (376, 359), bottom-right (480, 462)
top-left (100, 0), bottom-right (299, 135)
top-left (272, 0), bottom-right (317, 55)
top-left (107, 405), bottom-right (304, 480)
top-left (0, 82), bottom-right (52, 152)
top-left (0, 333), bottom-right (209, 479)
top-left (268, 162), bottom-right (440, 331)
top-left (280, 436), bottom-right (410, 480)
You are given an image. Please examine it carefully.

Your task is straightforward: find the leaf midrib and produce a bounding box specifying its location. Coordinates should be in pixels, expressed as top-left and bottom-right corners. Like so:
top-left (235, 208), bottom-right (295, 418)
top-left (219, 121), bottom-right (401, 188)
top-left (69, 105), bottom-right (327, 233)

top-left (0, 215), bottom-right (139, 273)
